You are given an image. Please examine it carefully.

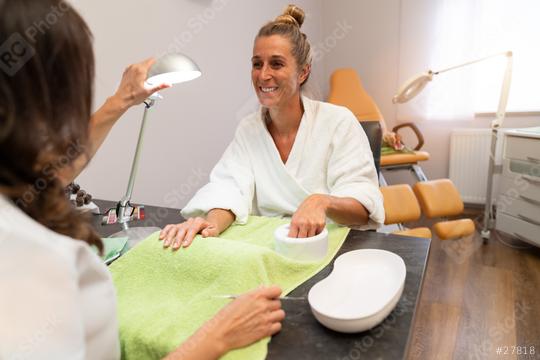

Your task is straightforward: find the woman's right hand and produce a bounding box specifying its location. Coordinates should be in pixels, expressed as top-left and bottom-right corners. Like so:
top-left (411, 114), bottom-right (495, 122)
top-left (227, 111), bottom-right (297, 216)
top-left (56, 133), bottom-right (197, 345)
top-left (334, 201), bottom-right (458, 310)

top-left (165, 286), bottom-right (285, 359)
top-left (159, 217), bottom-right (219, 250)
top-left (209, 285), bottom-right (285, 352)
top-left (383, 131), bottom-right (404, 151)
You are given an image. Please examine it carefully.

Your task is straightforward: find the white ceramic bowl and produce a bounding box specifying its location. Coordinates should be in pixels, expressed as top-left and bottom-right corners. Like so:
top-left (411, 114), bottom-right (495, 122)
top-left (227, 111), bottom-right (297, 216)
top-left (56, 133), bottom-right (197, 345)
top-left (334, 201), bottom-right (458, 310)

top-left (308, 249), bottom-right (406, 333)
top-left (274, 224), bottom-right (328, 262)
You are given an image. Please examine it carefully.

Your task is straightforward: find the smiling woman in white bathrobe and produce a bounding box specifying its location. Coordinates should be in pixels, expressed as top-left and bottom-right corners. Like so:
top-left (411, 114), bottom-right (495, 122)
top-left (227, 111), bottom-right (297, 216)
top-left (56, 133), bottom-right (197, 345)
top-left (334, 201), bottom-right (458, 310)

top-left (160, 5), bottom-right (384, 250)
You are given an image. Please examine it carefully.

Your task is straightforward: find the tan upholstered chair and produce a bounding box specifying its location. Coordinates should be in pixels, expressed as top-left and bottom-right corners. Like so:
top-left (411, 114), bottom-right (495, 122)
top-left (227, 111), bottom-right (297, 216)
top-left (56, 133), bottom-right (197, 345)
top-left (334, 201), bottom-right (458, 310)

top-left (327, 68), bottom-right (430, 185)
top-left (413, 179), bottom-right (475, 240)
top-left (380, 184), bottom-right (432, 239)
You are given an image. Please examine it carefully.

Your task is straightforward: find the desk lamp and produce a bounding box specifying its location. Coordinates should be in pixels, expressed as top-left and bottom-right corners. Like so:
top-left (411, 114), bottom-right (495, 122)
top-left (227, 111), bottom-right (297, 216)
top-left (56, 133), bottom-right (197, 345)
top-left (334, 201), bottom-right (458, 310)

top-left (111, 53), bottom-right (201, 246)
top-left (393, 51), bottom-right (513, 240)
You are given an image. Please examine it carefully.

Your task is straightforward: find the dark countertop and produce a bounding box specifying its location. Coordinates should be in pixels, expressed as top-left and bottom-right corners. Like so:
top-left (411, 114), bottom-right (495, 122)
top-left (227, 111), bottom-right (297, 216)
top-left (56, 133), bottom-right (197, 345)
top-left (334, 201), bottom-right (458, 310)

top-left (268, 231), bottom-right (430, 360)
top-left (93, 200), bottom-right (430, 360)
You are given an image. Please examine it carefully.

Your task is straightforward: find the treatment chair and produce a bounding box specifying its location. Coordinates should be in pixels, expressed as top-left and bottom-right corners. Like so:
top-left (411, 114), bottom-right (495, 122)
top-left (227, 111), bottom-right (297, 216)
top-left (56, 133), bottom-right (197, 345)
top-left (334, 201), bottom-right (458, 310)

top-left (413, 179), bottom-right (475, 240)
top-left (380, 184), bottom-right (431, 239)
top-left (327, 68), bottom-right (430, 186)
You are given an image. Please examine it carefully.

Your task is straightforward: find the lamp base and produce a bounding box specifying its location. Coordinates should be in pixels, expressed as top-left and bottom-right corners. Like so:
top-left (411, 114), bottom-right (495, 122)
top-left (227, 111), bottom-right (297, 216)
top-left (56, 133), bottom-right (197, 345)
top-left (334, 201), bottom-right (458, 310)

top-left (110, 226), bottom-right (161, 249)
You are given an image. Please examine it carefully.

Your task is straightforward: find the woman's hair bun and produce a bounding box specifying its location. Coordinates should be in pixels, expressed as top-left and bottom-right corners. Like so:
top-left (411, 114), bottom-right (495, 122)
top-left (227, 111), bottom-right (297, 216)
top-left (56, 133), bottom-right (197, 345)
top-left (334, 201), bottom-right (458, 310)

top-left (275, 4), bottom-right (305, 28)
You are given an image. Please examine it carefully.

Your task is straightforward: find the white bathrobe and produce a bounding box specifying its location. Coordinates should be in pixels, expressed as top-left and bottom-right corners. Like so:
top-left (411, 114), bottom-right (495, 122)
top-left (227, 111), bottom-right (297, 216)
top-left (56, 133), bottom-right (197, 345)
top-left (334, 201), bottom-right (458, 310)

top-left (182, 96), bottom-right (384, 229)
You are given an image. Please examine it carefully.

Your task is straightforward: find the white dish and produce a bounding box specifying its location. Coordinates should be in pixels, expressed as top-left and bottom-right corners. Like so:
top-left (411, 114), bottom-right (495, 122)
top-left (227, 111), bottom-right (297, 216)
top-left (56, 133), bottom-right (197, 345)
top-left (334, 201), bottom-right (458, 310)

top-left (308, 249), bottom-right (406, 333)
top-left (274, 223), bottom-right (328, 262)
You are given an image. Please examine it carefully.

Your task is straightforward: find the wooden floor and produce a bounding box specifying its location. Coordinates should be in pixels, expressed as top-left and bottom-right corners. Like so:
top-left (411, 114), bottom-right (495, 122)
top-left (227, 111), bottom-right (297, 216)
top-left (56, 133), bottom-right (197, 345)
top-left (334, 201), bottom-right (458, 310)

top-left (406, 211), bottom-right (540, 360)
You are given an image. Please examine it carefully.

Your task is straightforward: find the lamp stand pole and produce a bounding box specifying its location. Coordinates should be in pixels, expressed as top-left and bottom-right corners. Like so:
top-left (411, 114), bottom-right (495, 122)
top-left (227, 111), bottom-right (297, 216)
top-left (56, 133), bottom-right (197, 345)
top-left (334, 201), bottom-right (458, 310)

top-left (481, 51), bottom-right (513, 240)
top-left (111, 98), bottom-right (161, 247)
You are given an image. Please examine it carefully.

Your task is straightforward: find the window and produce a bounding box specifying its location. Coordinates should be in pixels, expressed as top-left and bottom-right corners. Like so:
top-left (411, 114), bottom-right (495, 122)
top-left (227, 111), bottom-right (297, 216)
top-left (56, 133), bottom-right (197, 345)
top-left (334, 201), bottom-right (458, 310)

top-left (473, 0), bottom-right (540, 113)
top-left (397, 0), bottom-right (540, 122)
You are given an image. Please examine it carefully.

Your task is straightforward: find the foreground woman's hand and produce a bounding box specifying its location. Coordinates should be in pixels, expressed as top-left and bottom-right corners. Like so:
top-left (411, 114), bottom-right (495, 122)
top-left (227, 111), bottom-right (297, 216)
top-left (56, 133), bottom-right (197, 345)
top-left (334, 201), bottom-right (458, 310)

top-left (209, 285), bottom-right (285, 350)
top-left (288, 194), bottom-right (329, 238)
top-left (61, 58), bottom-right (171, 184)
top-left (159, 217), bottom-right (219, 250)
top-left (111, 57), bottom-right (171, 112)
top-left (164, 286), bottom-right (285, 360)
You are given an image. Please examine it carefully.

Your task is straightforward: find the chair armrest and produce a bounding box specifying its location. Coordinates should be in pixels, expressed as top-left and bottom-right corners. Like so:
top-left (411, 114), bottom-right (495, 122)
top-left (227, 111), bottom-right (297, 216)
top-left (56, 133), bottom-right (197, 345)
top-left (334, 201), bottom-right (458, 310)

top-left (392, 122), bottom-right (424, 151)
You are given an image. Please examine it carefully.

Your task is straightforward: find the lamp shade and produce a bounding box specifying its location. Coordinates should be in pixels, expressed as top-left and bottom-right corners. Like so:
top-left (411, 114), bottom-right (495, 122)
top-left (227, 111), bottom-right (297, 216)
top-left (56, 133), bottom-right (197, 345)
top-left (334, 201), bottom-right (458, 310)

top-left (146, 53), bottom-right (201, 86)
top-left (392, 71), bottom-right (433, 104)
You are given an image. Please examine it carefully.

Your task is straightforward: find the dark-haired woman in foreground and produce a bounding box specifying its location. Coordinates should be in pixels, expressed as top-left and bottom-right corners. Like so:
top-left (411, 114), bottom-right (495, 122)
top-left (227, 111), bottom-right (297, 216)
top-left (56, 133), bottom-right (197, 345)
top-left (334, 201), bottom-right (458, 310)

top-left (0, 0), bottom-right (283, 358)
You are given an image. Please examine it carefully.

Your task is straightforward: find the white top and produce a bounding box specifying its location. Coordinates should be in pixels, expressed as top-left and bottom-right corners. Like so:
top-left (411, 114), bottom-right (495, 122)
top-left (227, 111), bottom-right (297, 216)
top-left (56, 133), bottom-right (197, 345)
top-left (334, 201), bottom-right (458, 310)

top-left (182, 96), bottom-right (385, 229)
top-left (506, 126), bottom-right (540, 139)
top-left (0, 195), bottom-right (120, 359)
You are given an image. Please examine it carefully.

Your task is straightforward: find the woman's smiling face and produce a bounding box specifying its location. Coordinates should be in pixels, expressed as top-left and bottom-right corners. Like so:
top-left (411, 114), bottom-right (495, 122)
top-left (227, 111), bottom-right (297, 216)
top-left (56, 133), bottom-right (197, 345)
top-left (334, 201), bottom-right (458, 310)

top-left (251, 35), bottom-right (308, 109)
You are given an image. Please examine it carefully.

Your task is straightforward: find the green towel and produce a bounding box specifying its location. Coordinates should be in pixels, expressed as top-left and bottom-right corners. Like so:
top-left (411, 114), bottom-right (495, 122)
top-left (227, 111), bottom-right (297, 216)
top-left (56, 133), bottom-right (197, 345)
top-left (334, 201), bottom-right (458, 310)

top-left (91, 237), bottom-right (128, 264)
top-left (381, 142), bottom-right (415, 156)
top-left (110, 216), bottom-right (349, 359)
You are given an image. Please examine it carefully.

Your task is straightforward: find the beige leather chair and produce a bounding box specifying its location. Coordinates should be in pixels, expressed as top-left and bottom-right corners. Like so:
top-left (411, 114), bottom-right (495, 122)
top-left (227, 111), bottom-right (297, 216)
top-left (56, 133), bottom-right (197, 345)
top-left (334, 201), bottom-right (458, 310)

top-left (327, 68), bottom-right (430, 185)
top-left (413, 179), bottom-right (475, 240)
top-left (380, 184), bottom-right (432, 238)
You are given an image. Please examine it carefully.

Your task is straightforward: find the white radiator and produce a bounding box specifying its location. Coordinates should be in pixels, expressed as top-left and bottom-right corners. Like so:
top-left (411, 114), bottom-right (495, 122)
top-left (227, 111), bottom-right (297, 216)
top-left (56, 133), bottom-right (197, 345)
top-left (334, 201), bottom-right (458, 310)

top-left (449, 129), bottom-right (505, 205)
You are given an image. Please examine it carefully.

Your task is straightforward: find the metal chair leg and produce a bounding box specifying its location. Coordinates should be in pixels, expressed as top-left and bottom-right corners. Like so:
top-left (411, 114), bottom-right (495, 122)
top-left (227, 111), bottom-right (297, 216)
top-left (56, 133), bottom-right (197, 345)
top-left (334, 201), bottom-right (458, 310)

top-left (379, 171), bottom-right (388, 187)
top-left (411, 164), bottom-right (428, 182)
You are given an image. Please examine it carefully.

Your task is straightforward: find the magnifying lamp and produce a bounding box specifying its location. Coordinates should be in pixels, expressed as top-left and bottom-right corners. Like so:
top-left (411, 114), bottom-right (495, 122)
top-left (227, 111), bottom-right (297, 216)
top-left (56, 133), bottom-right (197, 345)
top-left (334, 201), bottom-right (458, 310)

top-left (111, 53), bottom-right (201, 247)
top-left (393, 51), bottom-right (513, 240)
top-left (392, 71), bottom-right (434, 104)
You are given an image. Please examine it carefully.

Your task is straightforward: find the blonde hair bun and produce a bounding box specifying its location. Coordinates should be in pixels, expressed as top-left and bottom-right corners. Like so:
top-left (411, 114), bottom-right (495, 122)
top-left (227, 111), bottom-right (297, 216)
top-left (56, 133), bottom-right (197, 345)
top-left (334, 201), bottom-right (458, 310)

top-left (275, 4), bottom-right (305, 28)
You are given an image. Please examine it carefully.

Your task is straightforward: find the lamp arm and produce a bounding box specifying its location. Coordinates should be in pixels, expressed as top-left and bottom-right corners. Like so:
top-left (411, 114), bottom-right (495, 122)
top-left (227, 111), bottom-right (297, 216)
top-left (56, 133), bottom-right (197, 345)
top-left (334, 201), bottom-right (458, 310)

top-left (434, 51), bottom-right (512, 75)
top-left (117, 99), bottom-right (155, 228)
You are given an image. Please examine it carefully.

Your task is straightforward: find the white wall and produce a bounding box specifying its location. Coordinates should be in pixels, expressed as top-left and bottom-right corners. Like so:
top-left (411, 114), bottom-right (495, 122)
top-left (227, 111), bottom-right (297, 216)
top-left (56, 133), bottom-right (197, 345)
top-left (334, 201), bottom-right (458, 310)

top-left (74, 0), bottom-right (323, 209)
top-left (321, 0), bottom-right (401, 125)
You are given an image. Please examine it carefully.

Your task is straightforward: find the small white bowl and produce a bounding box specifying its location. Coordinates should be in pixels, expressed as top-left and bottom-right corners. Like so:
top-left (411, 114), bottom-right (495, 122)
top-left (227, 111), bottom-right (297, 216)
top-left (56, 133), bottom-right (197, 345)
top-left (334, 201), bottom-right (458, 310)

top-left (308, 249), bottom-right (406, 333)
top-left (274, 223), bottom-right (328, 262)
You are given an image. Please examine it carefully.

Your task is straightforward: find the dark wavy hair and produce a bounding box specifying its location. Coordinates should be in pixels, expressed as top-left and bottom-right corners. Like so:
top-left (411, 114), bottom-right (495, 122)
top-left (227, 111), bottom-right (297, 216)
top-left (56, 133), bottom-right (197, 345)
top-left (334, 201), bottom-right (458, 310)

top-left (0, 0), bottom-right (102, 251)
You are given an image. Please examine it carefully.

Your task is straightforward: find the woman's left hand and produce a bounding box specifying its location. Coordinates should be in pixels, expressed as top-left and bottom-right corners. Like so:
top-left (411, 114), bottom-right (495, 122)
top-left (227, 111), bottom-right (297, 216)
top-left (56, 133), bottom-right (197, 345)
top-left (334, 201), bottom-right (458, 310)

top-left (111, 57), bottom-right (171, 112)
top-left (288, 194), bottom-right (329, 238)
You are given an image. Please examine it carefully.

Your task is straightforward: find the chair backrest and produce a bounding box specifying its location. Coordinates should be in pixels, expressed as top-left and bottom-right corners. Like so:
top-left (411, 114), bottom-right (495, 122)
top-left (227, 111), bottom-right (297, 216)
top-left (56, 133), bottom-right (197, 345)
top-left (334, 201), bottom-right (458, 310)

top-left (359, 121), bottom-right (381, 174)
top-left (327, 68), bottom-right (383, 173)
top-left (327, 68), bottom-right (384, 122)
top-left (413, 179), bottom-right (464, 218)
top-left (380, 184), bottom-right (422, 225)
